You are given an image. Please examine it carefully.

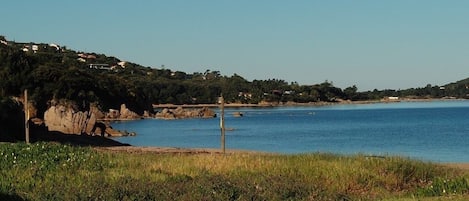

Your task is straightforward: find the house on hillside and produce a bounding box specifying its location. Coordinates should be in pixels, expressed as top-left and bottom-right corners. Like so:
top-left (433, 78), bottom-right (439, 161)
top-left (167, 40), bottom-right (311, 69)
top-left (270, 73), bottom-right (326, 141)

top-left (49, 43), bottom-right (60, 51)
top-left (272, 90), bottom-right (283, 96)
top-left (32, 45), bottom-right (39, 53)
top-left (78, 53), bottom-right (97, 60)
top-left (87, 54), bottom-right (97, 59)
top-left (117, 61), bottom-right (126, 68)
top-left (89, 64), bottom-right (111, 70)
top-left (238, 92), bottom-right (253, 99)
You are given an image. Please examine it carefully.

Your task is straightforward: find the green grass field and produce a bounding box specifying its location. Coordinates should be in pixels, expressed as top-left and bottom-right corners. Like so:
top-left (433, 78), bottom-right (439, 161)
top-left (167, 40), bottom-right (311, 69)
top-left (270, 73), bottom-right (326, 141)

top-left (1, 142), bottom-right (468, 200)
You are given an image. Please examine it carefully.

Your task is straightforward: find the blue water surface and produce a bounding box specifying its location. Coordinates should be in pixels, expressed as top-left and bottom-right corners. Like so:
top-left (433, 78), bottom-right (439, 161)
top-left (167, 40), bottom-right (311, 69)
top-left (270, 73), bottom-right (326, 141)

top-left (112, 100), bottom-right (469, 162)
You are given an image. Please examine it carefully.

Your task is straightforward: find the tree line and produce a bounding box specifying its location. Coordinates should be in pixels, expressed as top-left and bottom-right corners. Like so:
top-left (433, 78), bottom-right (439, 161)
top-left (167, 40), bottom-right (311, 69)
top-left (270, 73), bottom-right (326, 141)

top-left (1, 36), bottom-right (468, 117)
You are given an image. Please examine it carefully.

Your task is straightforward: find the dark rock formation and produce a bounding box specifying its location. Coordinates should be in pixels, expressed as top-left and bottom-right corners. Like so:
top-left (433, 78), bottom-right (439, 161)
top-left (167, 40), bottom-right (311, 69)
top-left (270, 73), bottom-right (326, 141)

top-left (155, 107), bottom-right (216, 119)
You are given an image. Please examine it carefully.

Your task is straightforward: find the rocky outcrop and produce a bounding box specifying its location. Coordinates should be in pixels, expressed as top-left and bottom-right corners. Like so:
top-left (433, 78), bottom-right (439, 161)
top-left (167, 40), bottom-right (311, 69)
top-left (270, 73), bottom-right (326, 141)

top-left (104, 104), bottom-right (140, 120)
top-left (155, 107), bottom-right (216, 119)
top-left (44, 105), bottom-right (96, 134)
top-left (120, 104), bottom-right (140, 119)
top-left (44, 104), bottom-right (126, 137)
top-left (90, 105), bottom-right (105, 119)
top-left (143, 110), bottom-right (152, 118)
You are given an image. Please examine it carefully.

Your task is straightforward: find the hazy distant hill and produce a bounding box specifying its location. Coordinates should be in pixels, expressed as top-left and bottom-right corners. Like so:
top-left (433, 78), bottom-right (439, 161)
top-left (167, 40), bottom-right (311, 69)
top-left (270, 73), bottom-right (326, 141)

top-left (445, 77), bottom-right (469, 88)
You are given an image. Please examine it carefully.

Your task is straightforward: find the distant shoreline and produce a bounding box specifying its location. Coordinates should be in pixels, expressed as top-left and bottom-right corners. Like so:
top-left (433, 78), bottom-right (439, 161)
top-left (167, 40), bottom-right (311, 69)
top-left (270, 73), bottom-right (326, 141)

top-left (152, 98), bottom-right (468, 109)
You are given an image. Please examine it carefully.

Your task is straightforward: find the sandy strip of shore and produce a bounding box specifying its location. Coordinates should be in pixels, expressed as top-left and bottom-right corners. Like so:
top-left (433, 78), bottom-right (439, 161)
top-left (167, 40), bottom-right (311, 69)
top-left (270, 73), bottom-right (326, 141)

top-left (152, 98), bottom-right (468, 108)
top-left (95, 146), bottom-right (263, 155)
top-left (96, 146), bottom-right (469, 171)
top-left (443, 163), bottom-right (469, 170)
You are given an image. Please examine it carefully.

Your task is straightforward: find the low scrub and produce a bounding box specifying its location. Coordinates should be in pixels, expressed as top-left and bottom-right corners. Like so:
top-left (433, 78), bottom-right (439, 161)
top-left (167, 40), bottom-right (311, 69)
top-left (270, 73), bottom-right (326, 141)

top-left (1, 142), bottom-right (468, 200)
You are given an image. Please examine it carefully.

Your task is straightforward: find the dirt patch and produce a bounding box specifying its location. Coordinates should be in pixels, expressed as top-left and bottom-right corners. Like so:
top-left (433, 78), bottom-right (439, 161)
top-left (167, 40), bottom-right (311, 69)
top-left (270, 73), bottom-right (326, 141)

top-left (94, 145), bottom-right (267, 155)
top-left (444, 163), bottom-right (469, 170)
top-left (95, 146), bottom-right (223, 154)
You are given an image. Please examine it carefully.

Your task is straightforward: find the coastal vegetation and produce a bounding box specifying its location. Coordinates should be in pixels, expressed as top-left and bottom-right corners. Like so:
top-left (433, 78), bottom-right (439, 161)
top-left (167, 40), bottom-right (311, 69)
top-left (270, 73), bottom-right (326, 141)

top-left (0, 96), bottom-right (24, 141)
top-left (1, 35), bottom-right (469, 119)
top-left (1, 142), bottom-right (468, 200)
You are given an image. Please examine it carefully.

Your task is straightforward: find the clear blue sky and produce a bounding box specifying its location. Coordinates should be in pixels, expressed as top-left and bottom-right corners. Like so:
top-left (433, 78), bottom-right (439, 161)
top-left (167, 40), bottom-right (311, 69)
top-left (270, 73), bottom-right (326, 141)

top-left (2, 1), bottom-right (468, 91)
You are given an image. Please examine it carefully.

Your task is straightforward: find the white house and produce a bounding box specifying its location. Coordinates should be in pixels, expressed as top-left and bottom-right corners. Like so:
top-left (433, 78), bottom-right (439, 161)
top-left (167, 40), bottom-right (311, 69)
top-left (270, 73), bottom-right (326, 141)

top-left (117, 61), bottom-right (126, 68)
top-left (49, 43), bottom-right (60, 50)
top-left (32, 45), bottom-right (39, 53)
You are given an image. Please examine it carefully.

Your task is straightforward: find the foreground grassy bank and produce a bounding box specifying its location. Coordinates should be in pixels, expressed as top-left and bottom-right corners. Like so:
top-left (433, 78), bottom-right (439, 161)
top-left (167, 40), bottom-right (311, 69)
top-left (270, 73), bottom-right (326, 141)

top-left (1, 142), bottom-right (468, 200)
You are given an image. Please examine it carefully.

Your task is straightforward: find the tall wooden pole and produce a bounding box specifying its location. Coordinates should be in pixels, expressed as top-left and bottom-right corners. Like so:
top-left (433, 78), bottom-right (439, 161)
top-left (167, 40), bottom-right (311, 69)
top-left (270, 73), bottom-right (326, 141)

top-left (24, 89), bottom-right (30, 144)
top-left (219, 95), bottom-right (225, 154)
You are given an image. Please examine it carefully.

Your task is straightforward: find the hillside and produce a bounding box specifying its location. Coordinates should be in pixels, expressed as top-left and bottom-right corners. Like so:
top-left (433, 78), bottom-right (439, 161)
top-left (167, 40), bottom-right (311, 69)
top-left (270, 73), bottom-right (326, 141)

top-left (1, 35), bottom-right (468, 118)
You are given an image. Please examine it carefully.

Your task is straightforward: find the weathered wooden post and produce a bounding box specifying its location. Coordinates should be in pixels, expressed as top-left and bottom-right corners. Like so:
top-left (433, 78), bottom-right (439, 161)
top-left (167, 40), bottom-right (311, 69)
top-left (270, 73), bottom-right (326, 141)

top-left (219, 95), bottom-right (226, 154)
top-left (24, 89), bottom-right (30, 144)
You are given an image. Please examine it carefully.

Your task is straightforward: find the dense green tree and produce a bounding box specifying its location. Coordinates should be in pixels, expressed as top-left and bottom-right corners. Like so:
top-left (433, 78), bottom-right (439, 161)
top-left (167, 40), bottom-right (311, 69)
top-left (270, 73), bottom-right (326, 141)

top-left (0, 96), bottom-right (24, 141)
top-left (344, 85), bottom-right (357, 100)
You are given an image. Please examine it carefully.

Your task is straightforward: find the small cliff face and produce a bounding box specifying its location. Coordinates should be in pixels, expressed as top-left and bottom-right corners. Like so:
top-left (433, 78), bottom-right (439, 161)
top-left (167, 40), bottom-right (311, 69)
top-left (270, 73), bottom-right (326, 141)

top-left (44, 105), bottom-right (96, 134)
top-left (43, 104), bottom-right (126, 137)
top-left (155, 107), bottom-right (216, 119)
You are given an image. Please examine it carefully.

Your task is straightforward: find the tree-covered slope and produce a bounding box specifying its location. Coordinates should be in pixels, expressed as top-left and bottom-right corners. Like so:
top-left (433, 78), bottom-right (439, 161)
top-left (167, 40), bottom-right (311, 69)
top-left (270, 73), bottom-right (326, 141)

top-left (0, 36), bottom-right (350, 115)
top-left (1, 35), bottom-right (468, 117)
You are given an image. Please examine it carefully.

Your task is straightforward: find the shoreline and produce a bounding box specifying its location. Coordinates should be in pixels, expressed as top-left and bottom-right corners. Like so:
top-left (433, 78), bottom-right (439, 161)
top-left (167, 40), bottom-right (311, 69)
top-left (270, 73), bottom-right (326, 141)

top-left (100, 98), bottom-right (467, 121)
top-left (152, 98), bottom-right (468, 109)
top-left (101, 99), bottom-right (469, 166)
top-left (95, 145), bottom-right (469, 169)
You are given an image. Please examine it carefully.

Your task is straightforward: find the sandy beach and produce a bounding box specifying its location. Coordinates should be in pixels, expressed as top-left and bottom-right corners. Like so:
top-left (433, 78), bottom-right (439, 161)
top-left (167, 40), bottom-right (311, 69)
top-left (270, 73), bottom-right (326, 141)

top-left (444, 163), bottom-right (469, 170)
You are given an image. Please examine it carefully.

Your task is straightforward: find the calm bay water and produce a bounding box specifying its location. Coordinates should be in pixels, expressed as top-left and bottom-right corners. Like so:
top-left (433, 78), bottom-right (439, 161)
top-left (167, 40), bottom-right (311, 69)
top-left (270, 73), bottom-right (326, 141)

top-left (112, 101), bottom-right (469, 162)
